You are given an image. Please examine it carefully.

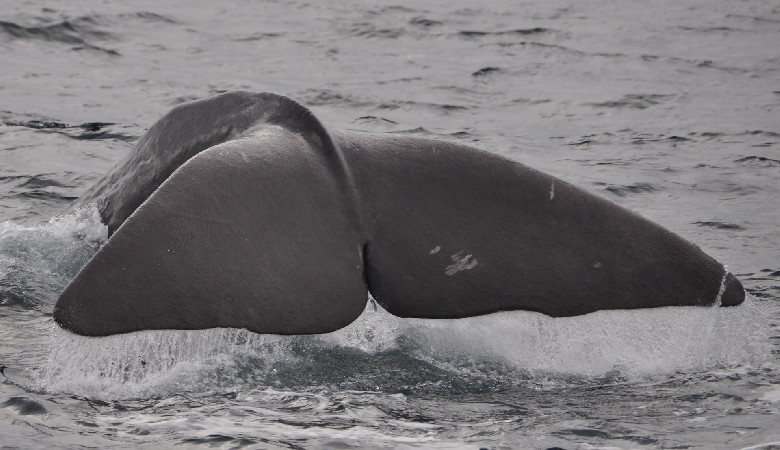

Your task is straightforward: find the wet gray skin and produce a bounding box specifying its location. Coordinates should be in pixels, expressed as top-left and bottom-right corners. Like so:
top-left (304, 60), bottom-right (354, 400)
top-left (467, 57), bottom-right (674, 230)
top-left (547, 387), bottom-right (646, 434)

top-left (54, 92), bottom-right (744, 336)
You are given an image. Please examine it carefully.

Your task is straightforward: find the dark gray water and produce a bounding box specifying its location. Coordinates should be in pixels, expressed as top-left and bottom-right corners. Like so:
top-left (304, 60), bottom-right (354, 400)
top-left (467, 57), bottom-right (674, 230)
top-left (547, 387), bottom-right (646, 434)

top-left (1, 0), bottom-right (779, 448)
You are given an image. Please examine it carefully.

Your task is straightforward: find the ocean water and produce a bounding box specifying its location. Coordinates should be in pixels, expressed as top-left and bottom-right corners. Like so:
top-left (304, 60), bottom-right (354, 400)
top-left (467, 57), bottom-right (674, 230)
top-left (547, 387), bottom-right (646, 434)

top-left (1, 0), bottom-right (779, 448)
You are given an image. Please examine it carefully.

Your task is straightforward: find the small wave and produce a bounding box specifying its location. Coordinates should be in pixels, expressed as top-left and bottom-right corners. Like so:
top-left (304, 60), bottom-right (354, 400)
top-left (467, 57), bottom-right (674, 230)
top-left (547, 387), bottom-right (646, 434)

top-left (511, 97), bottom-right (552, 105)
top-left (472, 67), bottom-right (501, 77)
top-left (735, 156), bottom-right (780, 166)
top-left (727, 14), bottom-right (780, 24)
top-left (168, 95), bottom-right (201, 106)
top-left (663, 56), bottom-right (752, 74)
top-left (70, 43), bottom-right (120, 56)
top-left (0, 173), bottom-right (93, 204)
top-left (365, 5), bottom-right (417, 15)
top-left (601, 182), bottom-right (660, 197)
top-left (742, 270), bottom-right (780, 300)
top-left (117, 12), bottom-right (177, 24)
top-left (350, 116), bottom-right (404, 133)
top-left (181, 435), bottom-right (256, 447)
top-left (391, 127), bottom-right (431, 134)
top-left (568, 138), bottom-right (594, 146)
top-left (459, 27), bottom-right (549, 37)
top-left (679, 26), bottom-right (746, 33)
top-left (298, 90), bottom-right (372, 108)
top-left (690, 179), bottom-right (760, 195)
top-left (354, 116), bottom-right (398, 125)
top-left (69, 128), bottom-right (133, 141)
top-left (346, 23), bottom-right (404, 39)
top-left (0, 17), bottom-right (113, 44)
top-left (0, 16), bottom-right (119, 55)
top-left (2, 120), bottom-right (134, 142)
top-left (1, 396), bottom-right (47, 415)
top-left (16, 191), bottom-right (77, 202)
top-left (1, 120), bottom-right (68, 130)
top-left (377, 100), bottom-right (468, 114)
top-left (373, 77), bottom-right (425, 85)
top-left (16, 175), bottom-right (65, 189)
top-left (232, 32), bottom-right (284, 42)
top-left (588, 94), bottom-right (674, 110)
top-left (409, 17), bottom-right (442, 27)
top-left (495, 41), bottom-right (596, 57)
top-left (694, 221), bottom-right (746, 231)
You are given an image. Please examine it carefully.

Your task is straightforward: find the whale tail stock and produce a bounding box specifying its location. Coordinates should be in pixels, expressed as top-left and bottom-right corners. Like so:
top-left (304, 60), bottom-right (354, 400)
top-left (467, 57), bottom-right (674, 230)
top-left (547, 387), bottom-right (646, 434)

top-left (53, 92), bottom-right (745, 336)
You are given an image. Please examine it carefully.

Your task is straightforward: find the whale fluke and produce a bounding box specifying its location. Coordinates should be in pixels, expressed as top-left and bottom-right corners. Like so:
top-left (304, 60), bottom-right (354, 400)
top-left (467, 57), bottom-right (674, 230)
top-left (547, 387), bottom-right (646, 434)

top-left (53, 92), bottom-right (744, 336)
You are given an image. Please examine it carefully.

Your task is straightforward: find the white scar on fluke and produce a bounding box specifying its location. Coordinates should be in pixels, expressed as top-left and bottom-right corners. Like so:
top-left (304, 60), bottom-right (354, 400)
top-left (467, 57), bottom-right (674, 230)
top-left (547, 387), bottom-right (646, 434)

top-left (445, 252), bottom-right (478, 276)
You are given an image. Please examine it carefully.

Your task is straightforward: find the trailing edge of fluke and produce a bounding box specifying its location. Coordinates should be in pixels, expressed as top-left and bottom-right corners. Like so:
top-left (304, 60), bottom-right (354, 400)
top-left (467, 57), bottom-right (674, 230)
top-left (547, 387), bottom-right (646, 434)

top-left (53, 91), bottom-right (745, 336)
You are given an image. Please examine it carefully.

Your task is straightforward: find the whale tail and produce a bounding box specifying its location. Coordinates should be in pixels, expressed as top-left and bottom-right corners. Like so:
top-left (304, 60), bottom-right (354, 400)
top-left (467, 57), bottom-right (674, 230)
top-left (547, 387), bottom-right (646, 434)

top-left (53, 92), bottom-right (744, 336)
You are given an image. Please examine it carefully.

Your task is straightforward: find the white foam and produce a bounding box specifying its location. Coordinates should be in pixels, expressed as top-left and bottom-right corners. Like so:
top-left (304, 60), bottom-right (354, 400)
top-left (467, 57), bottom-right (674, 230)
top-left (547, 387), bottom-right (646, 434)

top-left (33, 295), bottom-right (772, 400)
top-left (36, 326), bottom-right (289, 399)
top-left (0, 206), bottom-right (106, 309)
top-left (327, 295), bottom-right (773, 380)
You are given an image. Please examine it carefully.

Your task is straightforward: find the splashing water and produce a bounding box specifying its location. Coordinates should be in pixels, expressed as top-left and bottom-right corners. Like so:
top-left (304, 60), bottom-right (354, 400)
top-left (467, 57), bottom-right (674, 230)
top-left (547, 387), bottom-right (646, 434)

top-left (32, 277), bottom-right (774, 400)
top-left (0, 208), bottom-right (771, 402)
top-left (0, 207), bottom-right (106, 310)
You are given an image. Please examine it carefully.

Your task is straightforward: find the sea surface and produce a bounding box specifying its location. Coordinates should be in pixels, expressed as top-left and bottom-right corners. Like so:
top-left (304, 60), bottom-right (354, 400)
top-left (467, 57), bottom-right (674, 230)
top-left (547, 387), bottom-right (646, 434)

top-left (1, 0), bottom-right (779, 448)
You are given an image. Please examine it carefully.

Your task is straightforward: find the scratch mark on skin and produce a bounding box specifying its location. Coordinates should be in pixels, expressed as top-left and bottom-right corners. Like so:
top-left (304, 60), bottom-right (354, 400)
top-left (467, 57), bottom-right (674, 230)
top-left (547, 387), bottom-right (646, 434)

top-left (550, 181), bottom-right (555, 200)
top-left (445, 252), bottom-right (478, 276)
top-left (429, 245), bottom-right (441, 255)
